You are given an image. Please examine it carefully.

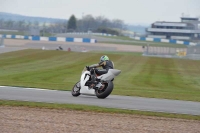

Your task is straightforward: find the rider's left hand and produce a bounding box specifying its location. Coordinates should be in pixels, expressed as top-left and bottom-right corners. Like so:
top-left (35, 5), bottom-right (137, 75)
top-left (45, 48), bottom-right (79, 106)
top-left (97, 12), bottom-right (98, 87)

top-left (86, 66), bottom-right (90, 71)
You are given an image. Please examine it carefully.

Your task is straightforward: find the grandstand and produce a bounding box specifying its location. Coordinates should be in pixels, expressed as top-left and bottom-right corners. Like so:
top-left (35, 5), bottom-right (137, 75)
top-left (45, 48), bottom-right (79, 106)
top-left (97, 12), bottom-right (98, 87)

top-left (146, 17), bottom-right (200, 42)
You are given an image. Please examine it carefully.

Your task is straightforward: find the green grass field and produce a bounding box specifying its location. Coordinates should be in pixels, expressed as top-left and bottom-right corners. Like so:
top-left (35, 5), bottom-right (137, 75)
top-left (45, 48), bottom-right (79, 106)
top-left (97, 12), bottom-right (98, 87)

top-left (0, 31), bottom-right (25, 35)
top-left (0, 49), bottom-right (200, 101)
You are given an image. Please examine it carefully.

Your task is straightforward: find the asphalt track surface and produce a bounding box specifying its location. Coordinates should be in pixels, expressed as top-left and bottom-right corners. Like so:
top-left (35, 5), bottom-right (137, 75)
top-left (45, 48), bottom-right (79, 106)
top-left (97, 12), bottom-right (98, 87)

top-left (0, 86), bottom-right (200, 115)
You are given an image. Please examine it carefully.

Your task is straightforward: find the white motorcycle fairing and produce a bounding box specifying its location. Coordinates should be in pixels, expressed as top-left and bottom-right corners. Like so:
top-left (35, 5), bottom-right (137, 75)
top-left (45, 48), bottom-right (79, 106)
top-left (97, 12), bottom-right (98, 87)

top-left (79, 71), bottom-right (95, 95)
top-left (79, 69), bottom-right (121, 96)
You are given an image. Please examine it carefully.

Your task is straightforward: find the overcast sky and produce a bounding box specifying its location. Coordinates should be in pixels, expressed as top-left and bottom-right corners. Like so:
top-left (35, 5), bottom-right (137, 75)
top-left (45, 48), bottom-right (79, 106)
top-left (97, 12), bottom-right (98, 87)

top-left (0, 0), bottom-right (199, 25)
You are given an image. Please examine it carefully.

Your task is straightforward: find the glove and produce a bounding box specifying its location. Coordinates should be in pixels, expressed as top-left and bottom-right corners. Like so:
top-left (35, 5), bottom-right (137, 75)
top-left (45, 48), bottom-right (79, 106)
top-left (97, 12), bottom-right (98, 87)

top-left (86, 66), bottom-right (90, 71)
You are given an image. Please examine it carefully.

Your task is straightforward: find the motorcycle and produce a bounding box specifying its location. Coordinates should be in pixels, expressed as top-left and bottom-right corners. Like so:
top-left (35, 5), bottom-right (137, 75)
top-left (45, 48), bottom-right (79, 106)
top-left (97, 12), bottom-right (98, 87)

top-left (56, 46), bottom-right (63, 51)
top-left (71, 65), bottom-right (121, 99)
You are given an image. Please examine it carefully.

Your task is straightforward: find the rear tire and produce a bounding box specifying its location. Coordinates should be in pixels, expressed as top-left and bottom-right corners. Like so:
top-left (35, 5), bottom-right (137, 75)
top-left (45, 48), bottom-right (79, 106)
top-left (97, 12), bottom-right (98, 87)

top-left (71, 81), bottom-right (81, 97)
top-left (95, 81), bottom-right (113, 99)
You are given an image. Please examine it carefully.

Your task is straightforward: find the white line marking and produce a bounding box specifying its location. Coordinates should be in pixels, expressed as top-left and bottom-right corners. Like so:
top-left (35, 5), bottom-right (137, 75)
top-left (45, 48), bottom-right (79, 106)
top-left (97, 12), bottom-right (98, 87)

top-left (0, 86), bottom-right (6, 87)
top-left (0, 86), bottom-right (59, 91)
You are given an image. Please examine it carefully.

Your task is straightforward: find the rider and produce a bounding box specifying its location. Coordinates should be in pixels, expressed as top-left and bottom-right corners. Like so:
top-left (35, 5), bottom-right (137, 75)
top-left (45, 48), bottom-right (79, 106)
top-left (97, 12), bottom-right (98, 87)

top-left (87, 55), bottom-right (114, 88)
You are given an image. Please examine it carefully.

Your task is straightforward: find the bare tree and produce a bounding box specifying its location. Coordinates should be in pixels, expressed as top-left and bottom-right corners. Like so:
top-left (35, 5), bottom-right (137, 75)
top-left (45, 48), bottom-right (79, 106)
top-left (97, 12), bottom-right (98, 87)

top-left (81, 14), bottom-right (96, 32)
top-left (17, 20), bottom-right (25, 30)
top-left (34, 21), bottom-right (39, 28)
top-left (0, 19), bottom-right (4, 28)
top-left (26, 21), bottom-right (32, 30)
top-left (5, 20), bottom-right (14, 29)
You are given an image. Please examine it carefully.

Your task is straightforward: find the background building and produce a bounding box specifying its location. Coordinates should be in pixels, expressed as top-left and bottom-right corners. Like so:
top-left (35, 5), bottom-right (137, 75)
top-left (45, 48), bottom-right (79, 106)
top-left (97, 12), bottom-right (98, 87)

top-left (146, 17), bottom-right (200, 42)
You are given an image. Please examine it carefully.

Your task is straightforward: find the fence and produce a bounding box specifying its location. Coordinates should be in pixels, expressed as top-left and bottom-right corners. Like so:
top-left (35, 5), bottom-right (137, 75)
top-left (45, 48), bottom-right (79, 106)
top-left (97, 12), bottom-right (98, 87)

top-left (143, 45), bottom-right (200, 60)
top-left (24, 28), bottom-right (40, 36)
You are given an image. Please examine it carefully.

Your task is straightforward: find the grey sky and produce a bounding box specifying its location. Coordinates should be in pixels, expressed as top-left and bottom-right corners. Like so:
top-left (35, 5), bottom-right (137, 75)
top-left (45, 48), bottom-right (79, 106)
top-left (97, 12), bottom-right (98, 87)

top-left (0, 0), bottom-right (199, 25)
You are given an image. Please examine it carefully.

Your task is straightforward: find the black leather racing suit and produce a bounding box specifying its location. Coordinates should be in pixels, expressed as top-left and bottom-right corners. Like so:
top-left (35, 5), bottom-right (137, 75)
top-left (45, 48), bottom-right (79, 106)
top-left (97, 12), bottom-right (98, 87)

top-left (89, 60), bottom-right (114, 87)
top-left (94, 60), bottom-right (114, 75)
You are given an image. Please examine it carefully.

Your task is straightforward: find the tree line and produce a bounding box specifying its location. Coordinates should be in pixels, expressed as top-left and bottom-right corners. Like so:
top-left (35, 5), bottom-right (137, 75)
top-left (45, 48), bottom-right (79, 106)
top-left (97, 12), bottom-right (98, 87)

top-left (67, 14), bottom-right (126, 35)
top-left (0, 14), bottom-right (127, 35)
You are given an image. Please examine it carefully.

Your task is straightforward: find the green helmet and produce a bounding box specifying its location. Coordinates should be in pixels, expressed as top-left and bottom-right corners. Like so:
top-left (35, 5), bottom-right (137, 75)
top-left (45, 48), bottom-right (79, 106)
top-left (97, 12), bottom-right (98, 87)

top-left (100, 55), bottom-right (109, 62)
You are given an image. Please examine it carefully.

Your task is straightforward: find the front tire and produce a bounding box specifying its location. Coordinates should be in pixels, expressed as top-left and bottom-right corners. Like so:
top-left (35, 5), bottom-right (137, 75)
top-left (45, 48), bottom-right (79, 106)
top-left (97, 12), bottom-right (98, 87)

top-left (71, 81), bottom-right (81, 97)
top-left (95, 81), bottom-right (114, 99)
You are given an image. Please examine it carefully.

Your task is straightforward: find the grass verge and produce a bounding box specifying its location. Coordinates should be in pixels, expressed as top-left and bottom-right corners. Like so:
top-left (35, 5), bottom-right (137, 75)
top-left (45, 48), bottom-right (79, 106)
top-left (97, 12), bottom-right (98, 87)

top-left (95, 35), bottom-right (187, 48)
top-left (95, 35), bottom-right (135, 41)
top-left (0, 100), bottom-right (199, 120)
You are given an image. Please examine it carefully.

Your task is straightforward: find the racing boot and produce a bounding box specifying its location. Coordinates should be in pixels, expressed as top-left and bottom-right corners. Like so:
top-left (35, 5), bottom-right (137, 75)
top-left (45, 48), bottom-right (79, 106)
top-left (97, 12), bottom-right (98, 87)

top-left (89, 74), bottom-right (98, 89)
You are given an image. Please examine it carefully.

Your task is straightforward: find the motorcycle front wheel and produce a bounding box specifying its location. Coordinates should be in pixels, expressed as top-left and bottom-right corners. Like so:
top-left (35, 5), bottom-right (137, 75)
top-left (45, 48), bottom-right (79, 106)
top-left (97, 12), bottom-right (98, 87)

top-left (95, 81), bottom-right (113, 99)
top-left (71, 81), bottom-right (81, 97)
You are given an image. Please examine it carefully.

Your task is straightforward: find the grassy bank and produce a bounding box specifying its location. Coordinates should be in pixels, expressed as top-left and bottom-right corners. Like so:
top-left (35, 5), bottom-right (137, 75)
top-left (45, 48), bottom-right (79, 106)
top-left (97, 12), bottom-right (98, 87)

top-left (96, 35), bottom-right (134, 41)
top-left (96, 35), bottom-right (187, 48)
top-left (99, 41), bottom-right (187, 48)
top-left (0, 31), bottom-right (54, 37)
top-left (0, 100), bottom-right (199, 120)
top-left (0, 49), bottom-right (200, 101)
top-left (0, 31), bottom-right (25, 35)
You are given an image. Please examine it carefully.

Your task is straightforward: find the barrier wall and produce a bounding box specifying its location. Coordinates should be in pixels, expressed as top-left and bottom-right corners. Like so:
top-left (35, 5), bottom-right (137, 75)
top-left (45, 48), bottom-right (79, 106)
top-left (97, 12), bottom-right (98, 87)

top-left (132, 37), bottom-right (197, 46)
top-left (0, 34), bottom-right (97, 43)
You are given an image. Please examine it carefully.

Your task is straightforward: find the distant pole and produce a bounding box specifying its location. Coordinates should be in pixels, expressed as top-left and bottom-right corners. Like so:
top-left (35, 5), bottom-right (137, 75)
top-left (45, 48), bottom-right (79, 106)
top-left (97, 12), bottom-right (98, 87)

top-left (0, 37), bottom-right (4, 47)
top-left (42, 27), bottom-right (44, 36)
top-left (82, 12), bottom-right (84, 32)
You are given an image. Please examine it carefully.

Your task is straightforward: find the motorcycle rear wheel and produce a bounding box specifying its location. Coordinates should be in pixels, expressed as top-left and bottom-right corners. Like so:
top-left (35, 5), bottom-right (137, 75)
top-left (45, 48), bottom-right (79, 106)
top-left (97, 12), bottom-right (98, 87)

top-left (95, 81), bottom-right (113, 99)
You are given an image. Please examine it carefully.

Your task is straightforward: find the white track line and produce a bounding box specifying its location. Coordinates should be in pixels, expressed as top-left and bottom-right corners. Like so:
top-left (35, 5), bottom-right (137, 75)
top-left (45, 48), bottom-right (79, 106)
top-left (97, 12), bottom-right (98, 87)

top-left (0, 86), bottom-right (59, 92)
